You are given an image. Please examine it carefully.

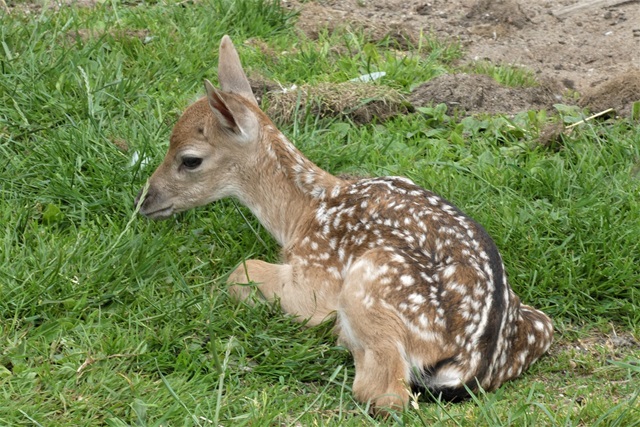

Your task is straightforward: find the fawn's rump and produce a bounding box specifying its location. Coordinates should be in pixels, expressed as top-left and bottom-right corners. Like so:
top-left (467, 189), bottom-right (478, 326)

top-left (408, 303), bottom-right (553, 402)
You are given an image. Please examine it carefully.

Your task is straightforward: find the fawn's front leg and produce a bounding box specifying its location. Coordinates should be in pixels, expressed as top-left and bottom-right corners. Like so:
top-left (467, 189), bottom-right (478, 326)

top-left (226, 259), bottom-right (287, 302)
top-left (227, 260), bottom-right (338, 326)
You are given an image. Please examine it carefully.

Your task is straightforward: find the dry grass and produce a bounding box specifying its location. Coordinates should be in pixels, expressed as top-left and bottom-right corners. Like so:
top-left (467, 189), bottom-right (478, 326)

top-left (264, 81), bottom-right (410, 124)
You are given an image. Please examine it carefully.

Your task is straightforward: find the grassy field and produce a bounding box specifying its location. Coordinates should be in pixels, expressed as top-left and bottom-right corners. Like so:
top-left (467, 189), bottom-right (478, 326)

top-left (1, 0), bottom-right (639, 425)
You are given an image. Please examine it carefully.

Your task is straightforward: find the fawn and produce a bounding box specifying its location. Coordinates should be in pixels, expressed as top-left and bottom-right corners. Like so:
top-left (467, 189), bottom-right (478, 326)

top-left (135, 35), bottom-right (553, 413)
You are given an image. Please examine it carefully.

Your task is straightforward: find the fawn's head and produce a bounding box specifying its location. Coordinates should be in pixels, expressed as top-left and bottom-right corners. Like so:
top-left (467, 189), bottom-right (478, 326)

top-left (135, 35), bottom-right (261, 219)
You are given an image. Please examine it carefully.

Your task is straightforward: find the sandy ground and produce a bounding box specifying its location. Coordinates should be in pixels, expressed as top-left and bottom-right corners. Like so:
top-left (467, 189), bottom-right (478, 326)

top-left (289, 0), bottom-right (640, 117)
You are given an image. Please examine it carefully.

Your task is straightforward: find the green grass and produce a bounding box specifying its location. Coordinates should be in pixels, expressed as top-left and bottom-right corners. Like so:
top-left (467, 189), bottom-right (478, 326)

top-left (464, 60), bottom-right (539, 87)
top-left (1, 1), bottom-right (639, 425)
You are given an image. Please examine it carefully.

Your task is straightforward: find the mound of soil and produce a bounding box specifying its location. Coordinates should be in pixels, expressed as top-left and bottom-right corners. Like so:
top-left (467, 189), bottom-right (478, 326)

top-left (579, 69), bottom-right (640, 117)
top-left (409, 73), bottom-right (561, 116)
top-left (465, 0), bottom-right (530, 29)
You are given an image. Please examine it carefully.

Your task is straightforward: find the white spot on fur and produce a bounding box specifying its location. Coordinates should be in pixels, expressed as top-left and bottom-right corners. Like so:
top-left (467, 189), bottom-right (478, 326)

top-left (400, 275), bottom-right (415, 286)
top-left (408, 293), bottom-right (425, 305)
top-left (442, 264), bottom-right (457, 279)
top-left (391, 253), bottom-right (406, 264)
top-left (311, 186), bottom-right (325, 198)
top-left (534, 320), bottom-right (545, 331)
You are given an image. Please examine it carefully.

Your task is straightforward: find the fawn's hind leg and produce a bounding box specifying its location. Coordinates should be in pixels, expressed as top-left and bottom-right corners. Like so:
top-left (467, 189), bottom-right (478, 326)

top-left (227, 259), bottom-right (339, 326)
top-left (349, 340), bottom-right (410, 414)
top-left (336, 256), bottom-right (414, 413)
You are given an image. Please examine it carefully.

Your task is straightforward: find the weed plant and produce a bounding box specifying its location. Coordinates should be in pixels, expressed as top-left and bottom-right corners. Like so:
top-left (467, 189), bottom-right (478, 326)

top-left (1, 1), bottom-right (638, 425)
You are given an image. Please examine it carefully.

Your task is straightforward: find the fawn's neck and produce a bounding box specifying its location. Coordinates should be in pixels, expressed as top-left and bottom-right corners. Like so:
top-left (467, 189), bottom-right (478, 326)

top-left (235, 123), bottom-right (341, 247)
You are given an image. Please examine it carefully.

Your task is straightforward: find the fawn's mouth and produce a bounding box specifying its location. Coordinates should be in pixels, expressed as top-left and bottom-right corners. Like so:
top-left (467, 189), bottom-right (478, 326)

top-left (141, 205), bottom-right (174, 220)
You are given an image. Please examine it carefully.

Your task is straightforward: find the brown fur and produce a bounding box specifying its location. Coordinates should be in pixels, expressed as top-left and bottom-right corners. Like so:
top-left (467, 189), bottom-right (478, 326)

top-left (136, 35), bottom-right (553, 415)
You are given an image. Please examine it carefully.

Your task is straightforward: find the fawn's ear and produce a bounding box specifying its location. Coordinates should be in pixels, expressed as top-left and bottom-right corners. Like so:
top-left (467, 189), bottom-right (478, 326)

top-left (217, 35), bottom-right (258, 106)
top-left (205, 79), bottom-right (258, 141)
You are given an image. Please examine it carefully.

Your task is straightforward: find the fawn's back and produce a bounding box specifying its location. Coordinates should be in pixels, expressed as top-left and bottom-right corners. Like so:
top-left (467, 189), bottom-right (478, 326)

top-left (284, 171), bottom-right (552, 401)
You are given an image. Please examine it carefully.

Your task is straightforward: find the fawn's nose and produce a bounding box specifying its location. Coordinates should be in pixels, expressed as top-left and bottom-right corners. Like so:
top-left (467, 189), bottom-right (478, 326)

top-left (134, 186), bottom-right (154, 211)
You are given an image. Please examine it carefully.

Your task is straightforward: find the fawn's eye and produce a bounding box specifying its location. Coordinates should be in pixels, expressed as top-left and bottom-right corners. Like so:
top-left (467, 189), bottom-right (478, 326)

top-left (181, 156), bottom-right (203, 170)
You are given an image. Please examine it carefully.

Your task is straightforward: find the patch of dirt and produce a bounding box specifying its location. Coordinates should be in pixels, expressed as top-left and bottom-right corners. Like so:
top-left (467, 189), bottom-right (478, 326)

top-left (292, 1), bottom-right (420, 49)
top-left (5, 0), bottom-right (100, 14)
top-left (551, 329), bottom-right (639, 359)
top-left (288, 0), bottom-right (640, 117)
top-left (409, 73), bottom-right (562, 115)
